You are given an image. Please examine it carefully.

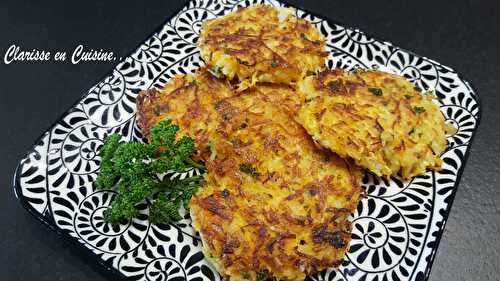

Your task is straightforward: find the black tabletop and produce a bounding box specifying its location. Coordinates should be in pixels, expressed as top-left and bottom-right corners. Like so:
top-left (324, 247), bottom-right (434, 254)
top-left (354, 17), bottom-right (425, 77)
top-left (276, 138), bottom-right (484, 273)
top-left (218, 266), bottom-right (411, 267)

top-left (1, 0), bottom-right (499, 280)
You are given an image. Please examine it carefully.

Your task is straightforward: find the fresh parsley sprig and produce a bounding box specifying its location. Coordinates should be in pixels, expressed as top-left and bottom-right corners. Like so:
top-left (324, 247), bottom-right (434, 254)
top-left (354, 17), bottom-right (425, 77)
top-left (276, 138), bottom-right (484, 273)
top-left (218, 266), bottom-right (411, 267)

top-left (95, 119), bottom-right (205, 225)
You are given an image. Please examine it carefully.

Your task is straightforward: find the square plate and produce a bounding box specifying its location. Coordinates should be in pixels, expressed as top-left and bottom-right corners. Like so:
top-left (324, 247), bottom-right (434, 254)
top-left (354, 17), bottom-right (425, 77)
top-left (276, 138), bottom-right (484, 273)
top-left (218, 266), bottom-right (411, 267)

top-left (13, 0), bottom-right (481, 280)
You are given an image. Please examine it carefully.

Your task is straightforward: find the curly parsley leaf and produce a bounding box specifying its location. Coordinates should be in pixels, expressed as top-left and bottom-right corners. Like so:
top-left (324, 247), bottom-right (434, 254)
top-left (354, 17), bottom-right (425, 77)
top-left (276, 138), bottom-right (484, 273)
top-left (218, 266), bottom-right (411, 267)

top-left (149, 193), bottom-right (183, 224)
top-left (95, 134), bottom-right (121, 189)
top-left (95, 119), bottom-right (205, 225)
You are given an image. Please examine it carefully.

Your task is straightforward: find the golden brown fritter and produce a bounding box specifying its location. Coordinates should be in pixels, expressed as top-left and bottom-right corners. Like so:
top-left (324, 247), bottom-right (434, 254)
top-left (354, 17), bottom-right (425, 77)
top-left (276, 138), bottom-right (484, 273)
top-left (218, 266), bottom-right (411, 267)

top-left (198, 4), bottom-right (328, 90)
top-left (137, 70), bottom-right (363, 281)
top-left (136, 69), bottom-right (234, 160)
top-left (295, 68), bottom-right (448, 179)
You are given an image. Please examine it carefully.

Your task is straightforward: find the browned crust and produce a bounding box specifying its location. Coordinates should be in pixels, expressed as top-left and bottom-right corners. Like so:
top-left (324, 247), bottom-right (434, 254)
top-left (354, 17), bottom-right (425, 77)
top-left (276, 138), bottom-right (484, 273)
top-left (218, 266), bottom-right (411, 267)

top-left (137, 69), bottom-right (363, 280)
top-left (198, 4), bottom-right (327, 85)
top-left (296, 68), bottom-right (448, 179)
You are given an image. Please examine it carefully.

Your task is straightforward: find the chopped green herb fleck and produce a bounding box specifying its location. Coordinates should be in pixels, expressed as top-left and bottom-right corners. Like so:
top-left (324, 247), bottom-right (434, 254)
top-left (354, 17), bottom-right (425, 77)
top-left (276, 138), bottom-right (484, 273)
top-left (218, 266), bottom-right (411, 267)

top-left (327, 80), bottom-right (338, 92)
top-left (423, 90), bottom-right (435, 97)
top-left (256, 271), bottom-right (267, 281)
top-left (300, 33), bottom-right (308, 41)
top-left (220, 188), bottom-right (230, 198)
top-left (241, 272), bottom-right (250, 279)
top-left (270, 61), bottom-right (279, 68)
top-left (409, 128), bottom-right (415, 135)
top-left (413, 106), bottom-right (426, 113)
top-left (305, 97), bottom-right (314, 103)
top-left (413, 86), bottom-right (422, 92)
top-left (404, 94), bottom-right (413, 99)
top-left (368, 87), bottom-right (383, 96)
top-left (239, 163), bottom-right (260, 179)
top-left (209, 65), bottom-right (222, 78)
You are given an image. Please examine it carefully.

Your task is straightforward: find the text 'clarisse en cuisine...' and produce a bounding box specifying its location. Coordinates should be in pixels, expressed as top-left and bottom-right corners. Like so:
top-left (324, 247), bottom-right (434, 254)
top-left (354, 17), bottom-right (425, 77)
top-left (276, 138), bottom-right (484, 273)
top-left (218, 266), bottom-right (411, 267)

top-left (3, 44), bottom-right (117, 64)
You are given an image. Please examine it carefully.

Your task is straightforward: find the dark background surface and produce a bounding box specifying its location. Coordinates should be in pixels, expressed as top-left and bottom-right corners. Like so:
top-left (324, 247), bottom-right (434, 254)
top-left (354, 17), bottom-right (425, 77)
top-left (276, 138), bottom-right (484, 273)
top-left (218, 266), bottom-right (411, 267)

top-left (0, 0), bottom-right (499, 280)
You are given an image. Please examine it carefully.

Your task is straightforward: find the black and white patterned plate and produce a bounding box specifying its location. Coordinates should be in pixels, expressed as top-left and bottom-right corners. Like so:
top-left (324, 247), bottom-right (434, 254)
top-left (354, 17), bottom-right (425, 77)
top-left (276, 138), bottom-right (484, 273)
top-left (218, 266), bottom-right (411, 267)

top-left (13, 0), bottom-right (481, 280)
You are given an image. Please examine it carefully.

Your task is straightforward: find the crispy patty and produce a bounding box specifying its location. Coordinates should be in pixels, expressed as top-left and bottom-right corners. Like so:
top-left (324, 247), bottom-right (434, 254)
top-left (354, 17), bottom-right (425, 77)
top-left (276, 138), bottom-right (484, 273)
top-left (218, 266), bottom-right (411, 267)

top-left (137, 70), bottom-right (363, 281)
top-left (198, 4), bottom-right (327, 90)
top-left (136, 69), bottom-right (234, 157)
top-left (295, 68), bottom-right (448, 179)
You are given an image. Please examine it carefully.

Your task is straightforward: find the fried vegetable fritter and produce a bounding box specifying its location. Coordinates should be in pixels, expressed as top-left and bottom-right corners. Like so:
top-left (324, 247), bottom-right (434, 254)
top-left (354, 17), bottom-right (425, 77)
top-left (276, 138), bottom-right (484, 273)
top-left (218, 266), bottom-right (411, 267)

top-left (198, 4), bottom-right (327, 90)
top-left (136, 69), bottom-right (234, 155)
top-left (295, 68), bottom-right (448, 179)
top-left (137, 70), bottom-right (363, 281)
